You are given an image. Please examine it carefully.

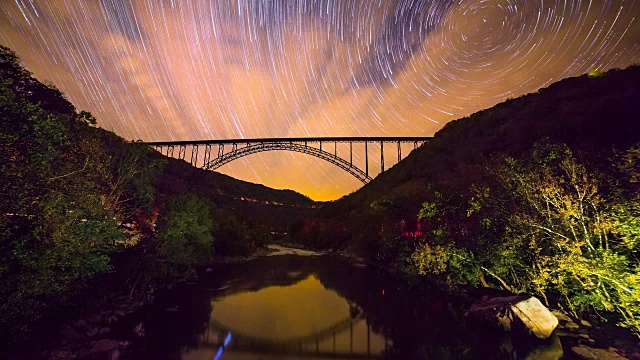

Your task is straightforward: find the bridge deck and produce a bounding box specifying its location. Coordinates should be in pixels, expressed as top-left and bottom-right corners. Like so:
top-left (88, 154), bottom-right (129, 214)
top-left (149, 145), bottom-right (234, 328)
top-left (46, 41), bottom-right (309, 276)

top-left (144, 136), bottom-right (432, 145)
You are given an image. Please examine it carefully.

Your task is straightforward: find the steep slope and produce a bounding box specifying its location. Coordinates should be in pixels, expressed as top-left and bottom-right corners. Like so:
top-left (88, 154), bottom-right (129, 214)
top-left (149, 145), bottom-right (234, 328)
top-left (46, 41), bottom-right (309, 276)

top-left (329, 66), bottom-right (640, 216)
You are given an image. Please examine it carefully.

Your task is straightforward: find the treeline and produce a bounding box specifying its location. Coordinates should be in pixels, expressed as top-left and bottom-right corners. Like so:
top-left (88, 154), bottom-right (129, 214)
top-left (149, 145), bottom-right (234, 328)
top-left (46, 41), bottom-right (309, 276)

top-left (0, 45), bottom-right (305, 341)
top-left (289, 66), bottom-right (640, 334)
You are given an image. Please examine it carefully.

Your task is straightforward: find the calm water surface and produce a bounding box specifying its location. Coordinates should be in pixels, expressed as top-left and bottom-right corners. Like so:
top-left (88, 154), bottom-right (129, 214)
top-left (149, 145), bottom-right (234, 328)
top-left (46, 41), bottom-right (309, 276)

top-left (117, 253), bottom-right (563, 359)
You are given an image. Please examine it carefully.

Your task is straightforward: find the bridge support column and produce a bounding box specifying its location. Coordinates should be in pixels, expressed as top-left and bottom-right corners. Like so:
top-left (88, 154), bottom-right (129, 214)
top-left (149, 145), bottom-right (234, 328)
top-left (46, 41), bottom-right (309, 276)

top-left (191, 145), bottom-right (199, 166)
top-left (203, 145), bottom-right (212, 168)
top-left (365, 142), bottom-right (368, 177)
top-left (381, 141), bottom-right (384, 172)
top-left (398, 141), bottom-right (401, 163)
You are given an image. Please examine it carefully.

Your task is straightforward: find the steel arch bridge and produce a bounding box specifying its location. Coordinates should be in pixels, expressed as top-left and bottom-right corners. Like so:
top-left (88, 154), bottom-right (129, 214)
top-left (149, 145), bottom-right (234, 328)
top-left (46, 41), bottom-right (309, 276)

top-left (144, 137), bottom-right (431, 184)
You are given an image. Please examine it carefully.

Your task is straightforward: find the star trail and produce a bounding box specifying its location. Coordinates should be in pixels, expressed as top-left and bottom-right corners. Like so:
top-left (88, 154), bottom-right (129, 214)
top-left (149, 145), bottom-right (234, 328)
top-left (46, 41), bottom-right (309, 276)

top-left (1, 0), bottom-right (639, 200)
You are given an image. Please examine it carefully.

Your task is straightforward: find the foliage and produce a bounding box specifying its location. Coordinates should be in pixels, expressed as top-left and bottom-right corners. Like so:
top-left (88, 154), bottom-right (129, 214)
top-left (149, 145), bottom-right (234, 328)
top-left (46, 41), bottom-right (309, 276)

top-left (154, 195), bottom-right (215, 280)
top-left (212, 207), bottom-right (266, 256)
top-left (410, 141), bottom-right (640, 334)
top-left (0, 57), bottom-right (120, 332)
top-left (0, 46), bottom-right (161, 337)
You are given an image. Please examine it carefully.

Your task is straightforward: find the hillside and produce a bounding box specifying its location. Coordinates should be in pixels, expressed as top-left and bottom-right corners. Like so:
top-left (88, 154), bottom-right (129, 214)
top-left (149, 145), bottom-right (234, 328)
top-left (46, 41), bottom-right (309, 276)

top-left (328, 66), bottom-right (640, 217)
top-left (152, 155), bottom-right (315, 231)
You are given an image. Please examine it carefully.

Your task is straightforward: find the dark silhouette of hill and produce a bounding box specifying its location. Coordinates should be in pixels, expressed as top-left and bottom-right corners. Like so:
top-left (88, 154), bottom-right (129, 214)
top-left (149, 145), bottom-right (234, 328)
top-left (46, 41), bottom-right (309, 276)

top-left (152, 154), bottom-right (315, 230)
top-left (326, 66), bottom-right (640, 217)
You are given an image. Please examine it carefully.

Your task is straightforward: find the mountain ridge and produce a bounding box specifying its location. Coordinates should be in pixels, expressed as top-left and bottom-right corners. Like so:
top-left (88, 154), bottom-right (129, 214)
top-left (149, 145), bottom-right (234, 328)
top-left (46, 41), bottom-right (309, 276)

top-left (327, 65), bottom-right (640, 215)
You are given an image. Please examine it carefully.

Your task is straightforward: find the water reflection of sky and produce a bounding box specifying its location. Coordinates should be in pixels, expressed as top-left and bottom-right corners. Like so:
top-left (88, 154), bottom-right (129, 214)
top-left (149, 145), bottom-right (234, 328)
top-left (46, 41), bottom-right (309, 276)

top-left (184, 275), bottom-right (386, 359)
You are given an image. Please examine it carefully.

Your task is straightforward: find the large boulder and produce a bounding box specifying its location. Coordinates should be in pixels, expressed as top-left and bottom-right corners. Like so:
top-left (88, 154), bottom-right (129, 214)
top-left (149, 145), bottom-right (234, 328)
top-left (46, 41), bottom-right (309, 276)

top-left (466, 294), bottom-right (559, 339)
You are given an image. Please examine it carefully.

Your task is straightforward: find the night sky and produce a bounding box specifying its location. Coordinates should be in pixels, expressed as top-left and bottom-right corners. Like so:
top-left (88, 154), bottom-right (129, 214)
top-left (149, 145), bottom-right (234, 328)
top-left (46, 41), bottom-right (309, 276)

top-left (2, 0), bottom-right (639, 200)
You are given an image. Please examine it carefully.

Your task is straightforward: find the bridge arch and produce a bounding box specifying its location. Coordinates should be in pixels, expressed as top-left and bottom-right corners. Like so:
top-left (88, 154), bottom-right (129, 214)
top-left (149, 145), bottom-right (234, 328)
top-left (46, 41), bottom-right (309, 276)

top-left (204, 142), bottom-right (372, 183)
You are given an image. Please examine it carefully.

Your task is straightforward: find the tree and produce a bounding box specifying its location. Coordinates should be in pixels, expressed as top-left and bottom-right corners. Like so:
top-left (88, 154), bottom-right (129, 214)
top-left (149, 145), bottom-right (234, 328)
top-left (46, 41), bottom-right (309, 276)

top-left (411, 141), bottom-right (640, 334)
top-left (153, 195), bottom-right (215, 281)
top-left (0, 52), bottom-right (124, 334)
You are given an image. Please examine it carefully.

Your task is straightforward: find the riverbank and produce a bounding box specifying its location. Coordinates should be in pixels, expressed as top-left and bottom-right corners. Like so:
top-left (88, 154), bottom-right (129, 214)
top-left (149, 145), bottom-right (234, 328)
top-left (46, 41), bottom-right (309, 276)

top-left (331, 246), bottom-right (640, 360)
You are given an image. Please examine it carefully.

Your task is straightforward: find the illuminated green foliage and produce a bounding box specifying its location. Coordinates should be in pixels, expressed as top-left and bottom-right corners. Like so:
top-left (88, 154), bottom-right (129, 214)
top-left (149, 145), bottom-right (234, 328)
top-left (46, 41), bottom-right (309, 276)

top-left (588, 68), bottom-right (605, 77)
top-left (155, 195), bottom-right (215, 278)
top-left (411, 141), bottom-right (640, 334)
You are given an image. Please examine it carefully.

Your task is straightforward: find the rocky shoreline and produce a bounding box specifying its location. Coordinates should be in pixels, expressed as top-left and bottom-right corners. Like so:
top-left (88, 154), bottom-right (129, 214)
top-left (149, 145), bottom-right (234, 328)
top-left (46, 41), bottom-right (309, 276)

top-left (553, 310), bottom-right (640, 360)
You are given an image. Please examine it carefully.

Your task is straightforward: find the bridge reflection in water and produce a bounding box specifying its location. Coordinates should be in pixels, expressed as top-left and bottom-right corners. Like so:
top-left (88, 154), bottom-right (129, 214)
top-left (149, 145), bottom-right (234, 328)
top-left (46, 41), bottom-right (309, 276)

top-left (202, 315), bottom-right (386, 359)
top-left (183, 272), bottom-right (388, 359)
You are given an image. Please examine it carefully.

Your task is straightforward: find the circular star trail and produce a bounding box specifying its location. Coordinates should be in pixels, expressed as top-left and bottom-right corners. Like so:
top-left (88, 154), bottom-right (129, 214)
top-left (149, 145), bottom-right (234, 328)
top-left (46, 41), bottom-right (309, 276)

top-left (1, 0), bottom-right (639, 200)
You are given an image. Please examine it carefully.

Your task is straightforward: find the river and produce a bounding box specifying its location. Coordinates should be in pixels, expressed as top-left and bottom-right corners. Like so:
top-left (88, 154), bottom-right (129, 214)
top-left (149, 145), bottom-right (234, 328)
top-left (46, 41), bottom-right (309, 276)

top-left (113, 247), bottom-right (563, 359)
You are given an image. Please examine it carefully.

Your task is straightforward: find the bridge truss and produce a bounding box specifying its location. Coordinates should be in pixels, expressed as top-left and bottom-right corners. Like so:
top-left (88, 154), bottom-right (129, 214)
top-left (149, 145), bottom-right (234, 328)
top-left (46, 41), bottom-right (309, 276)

top-left (145, 137), bottom-right (431, 184)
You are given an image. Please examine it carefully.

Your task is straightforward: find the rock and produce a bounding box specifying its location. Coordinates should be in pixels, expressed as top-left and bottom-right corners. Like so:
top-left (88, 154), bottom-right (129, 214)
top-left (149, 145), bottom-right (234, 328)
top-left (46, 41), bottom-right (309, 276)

top-left (523, 333), bottom-right (564, 360)
top-left (551, 310), bottom-right (572, 323)
top-left (466, 295), bottom-right (558, 339)
top-left (565, 321), bottom-right (580, 329)
top-left (98, 327), bottom-right (111, 335)
top-left (580, 319), bottom-right (593, 328)
top-left (571, 345), bottom-right (626, 360)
